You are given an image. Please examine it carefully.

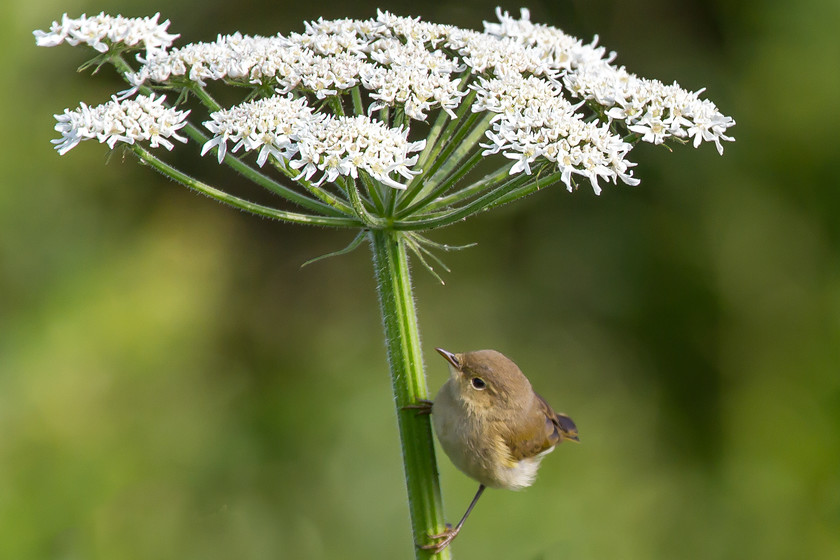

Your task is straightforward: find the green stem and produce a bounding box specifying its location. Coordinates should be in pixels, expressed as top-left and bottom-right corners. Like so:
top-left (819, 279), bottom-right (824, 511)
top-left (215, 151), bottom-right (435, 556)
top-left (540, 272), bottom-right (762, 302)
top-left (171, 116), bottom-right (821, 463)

top-left (395, 170), bottom-right (561, 231)
top-left (396, 149), bottom-right (484, 219)
top-left (132, 146), bottom-right (362, 228)
top-left (347, 177), bottom-right (386, 228)
top-left (268, 157), bottom-right (355, 215)
top-left (368, 229), bottom-right (450, 560)
top-left (110, 55), bottom-right (349, 218)
top-left (189, 84), bottom-right (222, 112)
top-left (178, 123), bottom-right (350, 218)
top-left (421, 162), bottom-right (514, 214)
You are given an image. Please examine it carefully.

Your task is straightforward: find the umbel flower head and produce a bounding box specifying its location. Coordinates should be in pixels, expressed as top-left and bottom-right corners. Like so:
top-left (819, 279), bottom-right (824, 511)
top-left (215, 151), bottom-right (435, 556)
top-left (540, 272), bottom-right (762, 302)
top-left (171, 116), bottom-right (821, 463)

top-left (36, 7), bottom-right (734, 239)
top-left (53, 94), bottom-right (189, 155)
top-left (34, 12), bottom-right (178, 58)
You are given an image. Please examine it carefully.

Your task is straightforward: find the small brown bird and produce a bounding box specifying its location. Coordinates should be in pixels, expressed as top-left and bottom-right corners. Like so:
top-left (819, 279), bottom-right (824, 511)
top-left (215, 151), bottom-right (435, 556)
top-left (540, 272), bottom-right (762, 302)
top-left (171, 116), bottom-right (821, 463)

top-left (422, 347), bottom-right (578, 553)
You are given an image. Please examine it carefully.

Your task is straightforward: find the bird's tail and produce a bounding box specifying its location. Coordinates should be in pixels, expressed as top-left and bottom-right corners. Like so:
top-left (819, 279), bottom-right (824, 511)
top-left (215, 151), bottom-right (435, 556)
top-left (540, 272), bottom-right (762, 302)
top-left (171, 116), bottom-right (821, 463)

top-left (556, 413), bottom-right (580, 442)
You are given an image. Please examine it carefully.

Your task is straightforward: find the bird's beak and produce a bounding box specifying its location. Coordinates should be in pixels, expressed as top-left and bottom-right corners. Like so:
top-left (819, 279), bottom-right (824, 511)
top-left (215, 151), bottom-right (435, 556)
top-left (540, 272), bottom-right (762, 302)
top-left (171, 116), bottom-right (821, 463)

top-left (435, 347), bottom-right (461, 370)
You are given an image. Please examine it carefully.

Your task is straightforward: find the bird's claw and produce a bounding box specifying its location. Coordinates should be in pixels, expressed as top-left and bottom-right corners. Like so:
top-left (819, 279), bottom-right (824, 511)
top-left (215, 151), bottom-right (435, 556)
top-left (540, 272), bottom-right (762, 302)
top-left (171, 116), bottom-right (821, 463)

top-left (402, 399), bottom-right (433, 415)
top-left (419, 524), bottom-right (458, 554)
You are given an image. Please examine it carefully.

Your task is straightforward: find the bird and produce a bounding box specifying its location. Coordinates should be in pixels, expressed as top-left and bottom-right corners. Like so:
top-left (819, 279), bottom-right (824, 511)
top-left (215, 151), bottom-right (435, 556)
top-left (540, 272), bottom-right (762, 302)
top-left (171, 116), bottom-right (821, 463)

top-left (419, 347), bottom-right (579, 553)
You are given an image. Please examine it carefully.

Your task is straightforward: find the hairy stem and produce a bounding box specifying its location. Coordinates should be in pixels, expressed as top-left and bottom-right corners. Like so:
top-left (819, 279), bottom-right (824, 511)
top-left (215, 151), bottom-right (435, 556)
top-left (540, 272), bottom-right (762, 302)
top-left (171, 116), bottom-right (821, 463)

top-left (132, 146), bottom-right (361, 228)
top-left (369, 229), bottom-right (450, 559)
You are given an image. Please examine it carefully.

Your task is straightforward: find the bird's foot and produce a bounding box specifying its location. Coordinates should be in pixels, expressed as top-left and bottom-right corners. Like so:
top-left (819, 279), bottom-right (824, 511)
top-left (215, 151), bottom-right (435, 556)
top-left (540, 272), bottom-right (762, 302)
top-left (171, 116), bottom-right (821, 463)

top-left (419, 523), bottom-right (459, 554)
top-left (402, 399), bottom-right (433, 415)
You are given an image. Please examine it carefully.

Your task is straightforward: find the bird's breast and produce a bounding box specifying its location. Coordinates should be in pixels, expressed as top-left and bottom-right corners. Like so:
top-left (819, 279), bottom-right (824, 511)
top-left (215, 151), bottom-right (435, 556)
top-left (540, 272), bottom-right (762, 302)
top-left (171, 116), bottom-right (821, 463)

top-left (432, 382), bottom-right (551, 489)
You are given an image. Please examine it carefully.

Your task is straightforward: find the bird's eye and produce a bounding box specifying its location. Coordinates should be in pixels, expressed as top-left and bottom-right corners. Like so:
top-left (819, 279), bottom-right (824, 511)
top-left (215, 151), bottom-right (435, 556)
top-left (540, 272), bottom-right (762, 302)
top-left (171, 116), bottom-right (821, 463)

top-left (470, 377), bottom-right (486, 390)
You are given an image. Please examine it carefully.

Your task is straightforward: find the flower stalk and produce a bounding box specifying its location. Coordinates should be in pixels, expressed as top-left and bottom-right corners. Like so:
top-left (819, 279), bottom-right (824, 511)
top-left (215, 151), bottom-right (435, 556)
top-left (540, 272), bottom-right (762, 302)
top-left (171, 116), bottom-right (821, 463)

top-left (370, 229), bottom-right (450, 559)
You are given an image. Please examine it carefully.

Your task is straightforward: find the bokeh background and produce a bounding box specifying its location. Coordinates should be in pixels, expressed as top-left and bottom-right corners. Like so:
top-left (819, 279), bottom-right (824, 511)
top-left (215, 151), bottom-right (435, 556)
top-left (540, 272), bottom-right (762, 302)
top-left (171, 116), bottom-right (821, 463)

top-left (2, 0), bottom-right (838, 558)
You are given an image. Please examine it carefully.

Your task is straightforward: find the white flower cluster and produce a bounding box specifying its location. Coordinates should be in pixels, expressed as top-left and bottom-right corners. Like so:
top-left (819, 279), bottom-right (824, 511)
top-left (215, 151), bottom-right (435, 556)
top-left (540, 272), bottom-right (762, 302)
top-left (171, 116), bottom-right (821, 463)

top-left (482, 7), bottom-right (611, 72)
top-left (34, 12), bottom-right (178, 58)
top-left (202, 94), bottom-right (425, 189)
top-left (362, 39), bottom-right (467, 119)
top-left (201, 94), bottom-right (315, 165)
top-left (52, 94), bottom-right (189, 155)
top-left (128, 34), bottom-right (365, 95)
top-left (488, 8), bottom-right (735, 154)
top-left (39, 8), bottom-right (735, 195)
top-left (119, 8), bottom-right (731, 193)
top-left (127, 29), bottom-right (467, 119)
top-left (473, 75), bottom-right (638, 193)
top-left (290, 114), bottom-right (425, 189)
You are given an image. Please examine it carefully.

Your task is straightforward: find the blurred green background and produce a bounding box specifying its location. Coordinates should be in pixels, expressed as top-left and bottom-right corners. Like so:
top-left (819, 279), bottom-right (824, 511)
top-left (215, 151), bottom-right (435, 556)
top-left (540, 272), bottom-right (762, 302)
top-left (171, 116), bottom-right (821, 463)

top-left (2, 0), bottom-right (838, 558)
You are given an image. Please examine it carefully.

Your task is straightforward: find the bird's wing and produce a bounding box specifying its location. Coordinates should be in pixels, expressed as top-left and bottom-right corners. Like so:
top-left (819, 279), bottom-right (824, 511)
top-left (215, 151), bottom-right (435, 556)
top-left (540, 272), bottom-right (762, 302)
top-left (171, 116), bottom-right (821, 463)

top-left (502, 393), bottom-right (574, 462)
